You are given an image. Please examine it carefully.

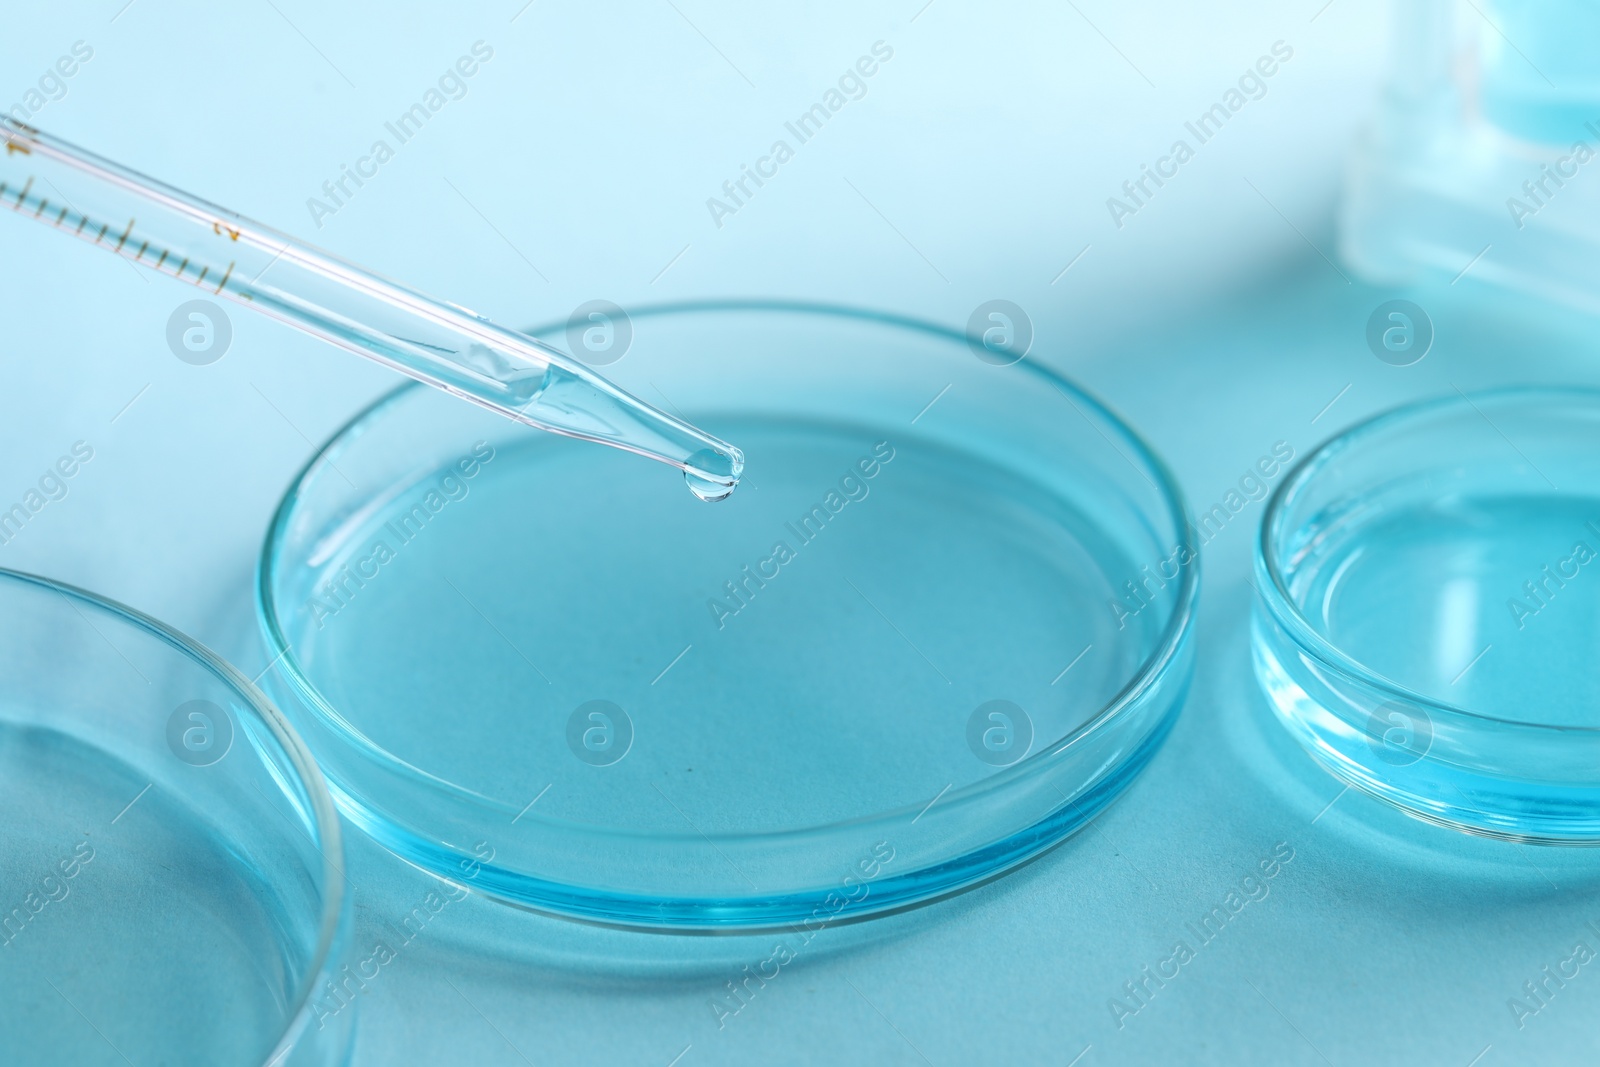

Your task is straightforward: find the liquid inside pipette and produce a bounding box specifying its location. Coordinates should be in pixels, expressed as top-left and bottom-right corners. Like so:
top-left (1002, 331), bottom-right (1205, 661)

top-left (0, 118), bottom-right (743, 501)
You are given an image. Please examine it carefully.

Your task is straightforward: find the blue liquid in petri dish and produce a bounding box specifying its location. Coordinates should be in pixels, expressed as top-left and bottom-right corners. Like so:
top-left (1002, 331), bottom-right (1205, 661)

top-left (264, 303), bottom-right (1197, 925)
top-left (1254, 388), bottom-right (1600, 842)
top-left (1287, 494), bottom-right (1600, 728)
top-left (291, 416), bottom-right (1157, 836)
top-left (0, 724), bottom-right (309, 1064)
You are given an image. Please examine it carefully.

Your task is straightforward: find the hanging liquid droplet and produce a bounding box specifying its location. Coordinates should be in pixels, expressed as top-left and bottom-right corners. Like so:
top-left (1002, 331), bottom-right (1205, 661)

top-left (685, 470), bottom-right (735, 502)
top-left (684, 446), bottom-right (743, 503)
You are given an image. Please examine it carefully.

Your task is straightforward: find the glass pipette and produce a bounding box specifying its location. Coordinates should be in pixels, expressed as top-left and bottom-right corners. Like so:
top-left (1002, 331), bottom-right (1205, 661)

top-left (0, 118), bottom-right (743, 501)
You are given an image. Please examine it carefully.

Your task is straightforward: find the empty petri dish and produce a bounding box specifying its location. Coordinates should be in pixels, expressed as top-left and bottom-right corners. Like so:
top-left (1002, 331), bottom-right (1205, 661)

top-left (0, 568), bottom-right (351, 1064)
top-left (258, 301), bottom-right (1197, 929)
top-left (1254, 387), bottom-right (1600, 842)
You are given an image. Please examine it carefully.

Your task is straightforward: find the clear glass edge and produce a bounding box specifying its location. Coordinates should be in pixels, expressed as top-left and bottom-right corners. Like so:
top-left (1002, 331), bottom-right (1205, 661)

top-left (0, 565), bottom-right (351, 1065)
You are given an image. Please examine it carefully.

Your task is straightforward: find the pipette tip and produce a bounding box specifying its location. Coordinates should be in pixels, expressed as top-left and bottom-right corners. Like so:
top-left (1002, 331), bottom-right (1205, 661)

top-left (684, 446), bottom-right (745, 503)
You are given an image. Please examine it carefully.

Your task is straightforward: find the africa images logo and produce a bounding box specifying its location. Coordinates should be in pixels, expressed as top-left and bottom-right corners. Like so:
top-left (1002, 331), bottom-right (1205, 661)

top-left (1365, 701), bottom-right (1432, 767)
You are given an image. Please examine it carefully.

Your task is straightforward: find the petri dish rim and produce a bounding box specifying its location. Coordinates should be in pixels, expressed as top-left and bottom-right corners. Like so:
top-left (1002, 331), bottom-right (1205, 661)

top-left (0, 565), bottom-right (350, 1065)
top-left (1257, 383), bottom-right (1600, 735)
top-left (256, 299), bottom-right (1201, 846)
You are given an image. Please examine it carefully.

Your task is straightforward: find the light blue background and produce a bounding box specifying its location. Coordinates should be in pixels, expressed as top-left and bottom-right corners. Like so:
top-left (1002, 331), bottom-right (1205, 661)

top-left (5, 1), bottom-right (1600, 1063)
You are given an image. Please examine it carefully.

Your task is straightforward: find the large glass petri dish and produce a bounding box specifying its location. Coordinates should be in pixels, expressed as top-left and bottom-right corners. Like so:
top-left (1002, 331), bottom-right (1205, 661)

top-left (259, 301), bottom-right (1197, 929)
top-left (1255, 387), bottom-right (1600, 842)
top-left (0, 568), bottom-right (351, 1066)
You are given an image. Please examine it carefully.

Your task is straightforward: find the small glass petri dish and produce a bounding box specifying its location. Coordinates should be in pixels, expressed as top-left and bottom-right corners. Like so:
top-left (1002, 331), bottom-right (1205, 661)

top-left (1254, 387), bottom-right (1600, 843)
top-left (259, 301), bottom-right (1197, 929)
top-left (0, 568), bottom-right (351, 1065)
